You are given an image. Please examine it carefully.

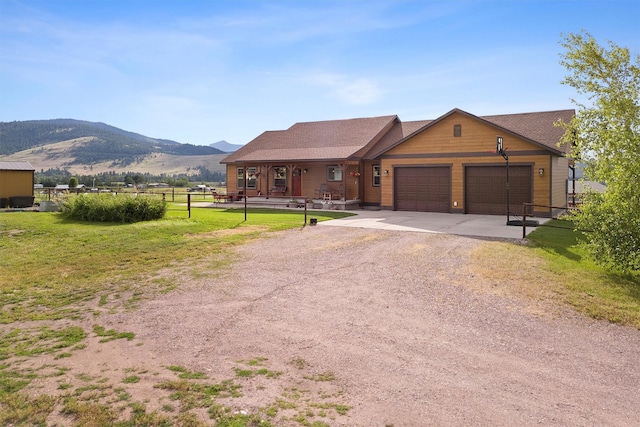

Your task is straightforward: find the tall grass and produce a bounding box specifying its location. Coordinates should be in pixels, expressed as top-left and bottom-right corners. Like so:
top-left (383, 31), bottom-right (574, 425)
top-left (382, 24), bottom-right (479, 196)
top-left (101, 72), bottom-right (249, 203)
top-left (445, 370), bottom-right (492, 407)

top-left (61, 194), bottom-right (166, 222)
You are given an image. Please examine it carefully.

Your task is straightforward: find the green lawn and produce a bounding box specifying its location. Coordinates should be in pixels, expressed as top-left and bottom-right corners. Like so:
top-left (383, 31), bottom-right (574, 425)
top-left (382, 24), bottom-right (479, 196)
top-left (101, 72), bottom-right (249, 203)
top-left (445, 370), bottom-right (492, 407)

top-left (526, 219), bottom-right (640, 327)
top-left (0, 206), bottom-right (351, 324)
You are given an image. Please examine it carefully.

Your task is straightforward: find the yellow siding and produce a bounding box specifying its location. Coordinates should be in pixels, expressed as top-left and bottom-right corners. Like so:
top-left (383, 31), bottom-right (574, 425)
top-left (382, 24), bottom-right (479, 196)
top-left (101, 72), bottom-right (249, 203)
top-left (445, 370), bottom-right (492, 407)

top-left (362, 160), bottom-right (381, 204)
top-left (551, 156), bottom-right (569, 214)
top-left (0, 170), bottom-right (34, 199)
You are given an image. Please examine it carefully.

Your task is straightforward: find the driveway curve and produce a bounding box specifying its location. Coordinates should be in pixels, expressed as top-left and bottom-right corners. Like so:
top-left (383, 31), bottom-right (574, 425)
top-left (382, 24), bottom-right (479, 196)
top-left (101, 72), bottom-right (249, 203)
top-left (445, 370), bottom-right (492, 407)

top-left (110, 226), bottom-right (639, 426)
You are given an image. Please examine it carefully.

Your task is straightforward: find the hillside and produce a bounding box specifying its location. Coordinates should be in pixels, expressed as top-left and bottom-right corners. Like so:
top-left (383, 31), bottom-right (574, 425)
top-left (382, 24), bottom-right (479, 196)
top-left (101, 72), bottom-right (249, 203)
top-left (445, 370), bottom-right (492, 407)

top-left (0, 119), bottom-right (228, 176)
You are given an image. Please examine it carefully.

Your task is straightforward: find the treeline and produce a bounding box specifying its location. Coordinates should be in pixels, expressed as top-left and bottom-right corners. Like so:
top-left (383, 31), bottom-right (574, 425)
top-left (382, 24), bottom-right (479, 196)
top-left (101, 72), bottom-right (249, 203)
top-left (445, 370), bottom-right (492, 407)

top-left (0, 119), bottom-right (223, 162)
top-left (35, 167), bottom-right (225, 188)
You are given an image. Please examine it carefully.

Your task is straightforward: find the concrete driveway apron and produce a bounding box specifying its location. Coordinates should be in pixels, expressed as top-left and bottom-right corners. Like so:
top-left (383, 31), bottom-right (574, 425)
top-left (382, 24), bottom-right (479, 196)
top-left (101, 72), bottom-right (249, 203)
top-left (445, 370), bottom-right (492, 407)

top-left (318, 210), bottom-right (549, 239)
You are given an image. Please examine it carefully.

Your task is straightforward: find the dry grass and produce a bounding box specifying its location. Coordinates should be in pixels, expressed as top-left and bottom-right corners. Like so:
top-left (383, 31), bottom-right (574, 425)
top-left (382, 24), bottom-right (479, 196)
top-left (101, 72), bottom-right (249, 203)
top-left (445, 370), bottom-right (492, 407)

top-left (1, 138), bottom-right (227, 176)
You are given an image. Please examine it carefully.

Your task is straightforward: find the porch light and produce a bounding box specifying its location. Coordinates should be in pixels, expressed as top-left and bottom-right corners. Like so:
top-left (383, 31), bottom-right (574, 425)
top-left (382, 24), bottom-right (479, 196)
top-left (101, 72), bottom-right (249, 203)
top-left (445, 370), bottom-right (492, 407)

top-left (384, 170), bottom-right (389, 176)
top-left (303, 169), bottom-right (308, 173)
top-left (538, 168), bottom-right (544, 176)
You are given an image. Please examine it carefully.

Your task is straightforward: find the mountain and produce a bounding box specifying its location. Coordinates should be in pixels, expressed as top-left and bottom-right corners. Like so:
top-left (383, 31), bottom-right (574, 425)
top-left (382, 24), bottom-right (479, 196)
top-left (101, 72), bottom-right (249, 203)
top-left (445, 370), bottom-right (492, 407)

top-left (210, 140), bottom-right (243, 153)
top-left (0, 119), bottom-right (228, 176)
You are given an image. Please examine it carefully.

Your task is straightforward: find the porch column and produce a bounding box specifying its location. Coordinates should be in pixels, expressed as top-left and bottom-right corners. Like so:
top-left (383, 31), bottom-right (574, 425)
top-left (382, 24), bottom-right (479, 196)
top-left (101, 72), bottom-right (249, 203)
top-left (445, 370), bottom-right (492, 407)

top-left (287, 164), bottom-right (297, 197)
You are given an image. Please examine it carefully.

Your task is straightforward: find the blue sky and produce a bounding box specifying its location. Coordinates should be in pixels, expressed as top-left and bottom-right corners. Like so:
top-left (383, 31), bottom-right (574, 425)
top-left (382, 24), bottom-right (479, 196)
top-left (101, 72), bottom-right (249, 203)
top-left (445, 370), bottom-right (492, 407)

top-left (1, 0), bottom-right (638, 146)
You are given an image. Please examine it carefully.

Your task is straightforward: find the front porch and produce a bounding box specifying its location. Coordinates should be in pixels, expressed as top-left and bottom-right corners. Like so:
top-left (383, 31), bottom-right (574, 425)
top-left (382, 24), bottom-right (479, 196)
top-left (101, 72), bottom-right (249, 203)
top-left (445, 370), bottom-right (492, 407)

top-left (211, 195), bottom-right (361, 211)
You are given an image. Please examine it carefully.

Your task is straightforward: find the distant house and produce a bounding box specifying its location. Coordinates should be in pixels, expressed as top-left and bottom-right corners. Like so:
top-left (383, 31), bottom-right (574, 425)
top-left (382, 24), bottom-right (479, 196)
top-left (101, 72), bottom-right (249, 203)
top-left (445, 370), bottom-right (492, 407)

top-left (222, 108), bottom-right (574, 217)
top-left (0, 161), bottom-right (35, 208)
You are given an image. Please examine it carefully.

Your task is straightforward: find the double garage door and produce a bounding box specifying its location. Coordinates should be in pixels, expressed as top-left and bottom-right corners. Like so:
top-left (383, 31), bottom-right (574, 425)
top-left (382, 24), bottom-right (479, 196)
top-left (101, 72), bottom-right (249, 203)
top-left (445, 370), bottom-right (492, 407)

top-left (394, 165), bottom-right (532, 215)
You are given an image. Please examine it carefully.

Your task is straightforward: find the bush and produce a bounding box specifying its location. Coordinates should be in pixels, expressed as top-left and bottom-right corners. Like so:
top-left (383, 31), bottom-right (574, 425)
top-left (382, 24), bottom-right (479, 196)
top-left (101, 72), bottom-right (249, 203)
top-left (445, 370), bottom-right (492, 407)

top-left (572, 191), bottom-right (640, 272)
top-left (61, 194), bottom-right (166, 223)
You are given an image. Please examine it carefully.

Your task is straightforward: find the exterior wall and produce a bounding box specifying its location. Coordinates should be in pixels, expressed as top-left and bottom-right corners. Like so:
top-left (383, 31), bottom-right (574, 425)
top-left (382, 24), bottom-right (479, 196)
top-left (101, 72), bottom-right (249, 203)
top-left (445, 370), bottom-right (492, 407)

top-left (362, 160), bottom-right (381, 205)
top-left (375, 112), bottom-right (561, 216)
top-left (225, 162), bottom-right (360, 200)
top-left (551, 155), bottom-right (569, 216)
top-left (0, 170), bottom-right (34, 199)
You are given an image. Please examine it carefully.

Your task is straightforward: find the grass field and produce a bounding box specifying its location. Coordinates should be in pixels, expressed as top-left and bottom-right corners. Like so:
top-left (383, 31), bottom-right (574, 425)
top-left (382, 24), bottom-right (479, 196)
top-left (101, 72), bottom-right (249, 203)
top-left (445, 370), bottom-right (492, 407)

top-left (472, 219), bottom-right (640, 328)
top-left (1, 210), bottom-right (638, 425)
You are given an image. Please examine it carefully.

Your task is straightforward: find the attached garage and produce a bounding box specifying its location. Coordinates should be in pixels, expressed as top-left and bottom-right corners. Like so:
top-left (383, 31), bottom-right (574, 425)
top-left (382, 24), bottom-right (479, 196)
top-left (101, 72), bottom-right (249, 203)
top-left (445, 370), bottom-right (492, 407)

top-left (465, 165), bottom-right (532, 215)
top-left (394, 166), bottom-right (451, 212)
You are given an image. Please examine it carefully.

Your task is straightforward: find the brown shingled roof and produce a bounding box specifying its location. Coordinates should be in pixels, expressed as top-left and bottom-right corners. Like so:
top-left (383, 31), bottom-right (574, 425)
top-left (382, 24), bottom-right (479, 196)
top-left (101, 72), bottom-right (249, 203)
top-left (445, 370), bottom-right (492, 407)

top-left (480, 109), bottom-right (574, 153)
top-left (222, 109), bottom-right (574, 164)
top-left (363, 119), bottom-right (433, 159)
top-left (374, 108), bottom-right (574, 157)
top-left (222, 115), bottom-right (398, 163)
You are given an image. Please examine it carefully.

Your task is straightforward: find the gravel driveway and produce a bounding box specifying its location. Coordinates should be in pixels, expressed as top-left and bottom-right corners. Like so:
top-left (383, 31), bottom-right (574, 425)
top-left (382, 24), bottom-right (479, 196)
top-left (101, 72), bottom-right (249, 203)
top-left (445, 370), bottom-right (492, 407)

top-left (96, 226), bottom-right (640, 426)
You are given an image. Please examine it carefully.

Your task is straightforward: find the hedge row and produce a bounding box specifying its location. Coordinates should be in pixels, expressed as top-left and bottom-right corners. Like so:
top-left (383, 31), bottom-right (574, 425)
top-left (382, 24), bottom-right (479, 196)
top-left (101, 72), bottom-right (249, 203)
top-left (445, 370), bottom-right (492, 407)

top-left (61, 194), bottom-right (166, 222)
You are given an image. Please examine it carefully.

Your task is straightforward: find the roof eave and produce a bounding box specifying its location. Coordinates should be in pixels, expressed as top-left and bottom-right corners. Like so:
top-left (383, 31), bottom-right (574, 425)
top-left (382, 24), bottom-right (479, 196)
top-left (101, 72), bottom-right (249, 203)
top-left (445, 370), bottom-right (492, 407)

top-left (373, 108), bottom-right (566, 158)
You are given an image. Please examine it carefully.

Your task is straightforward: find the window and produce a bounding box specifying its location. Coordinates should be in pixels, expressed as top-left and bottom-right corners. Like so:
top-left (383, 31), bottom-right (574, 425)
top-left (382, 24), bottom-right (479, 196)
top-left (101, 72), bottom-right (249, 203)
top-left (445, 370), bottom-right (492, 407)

top-left (246, 167), bottom-right (257, 189)
top-left (236, 167), bottom-right (244, 189)
top-left (237, 167), bottom-right (257, 189)
top-left (327, 165), bottom-right (342, 182)
top-left (372, 165), bottom-right (381, 186)
top-left (453, 124), bottom-right (462, 137)
top-left (273, 166), bottom-right (287, 187)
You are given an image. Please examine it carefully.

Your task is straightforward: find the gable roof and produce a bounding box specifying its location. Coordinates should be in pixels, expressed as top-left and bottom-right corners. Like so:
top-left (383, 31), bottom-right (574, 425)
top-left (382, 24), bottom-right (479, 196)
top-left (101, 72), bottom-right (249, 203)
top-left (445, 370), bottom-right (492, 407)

top-left (223, 108), bottom-right (574, 164)
top-left (480, 109), bottom-right (574, 153)
top-left (0, 161), bottom-right (35, 171)
top-left (376, 108), bottom-right (573, 157)
top-left (222, 115), bottom-right (398, 163)
top-left (364, 119), bottom-right (433, 159)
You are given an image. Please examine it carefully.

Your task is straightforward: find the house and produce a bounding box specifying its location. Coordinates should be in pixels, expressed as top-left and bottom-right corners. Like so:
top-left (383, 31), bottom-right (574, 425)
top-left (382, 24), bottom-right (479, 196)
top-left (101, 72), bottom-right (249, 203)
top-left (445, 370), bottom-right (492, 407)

top-left (222, 108), bottom-right (574, 217)
top-left (0, 161), bottom-right (35, 208)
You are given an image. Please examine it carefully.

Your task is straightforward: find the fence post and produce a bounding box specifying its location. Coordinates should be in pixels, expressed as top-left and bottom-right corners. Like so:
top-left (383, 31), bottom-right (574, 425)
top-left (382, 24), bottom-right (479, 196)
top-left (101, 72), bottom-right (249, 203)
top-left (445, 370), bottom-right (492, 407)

top-left (187, 193), bottom-right (191, 218)
top-left (523, 209), bottom-right (527, 239)
top-left (304, 199), bottom-right (307, 225)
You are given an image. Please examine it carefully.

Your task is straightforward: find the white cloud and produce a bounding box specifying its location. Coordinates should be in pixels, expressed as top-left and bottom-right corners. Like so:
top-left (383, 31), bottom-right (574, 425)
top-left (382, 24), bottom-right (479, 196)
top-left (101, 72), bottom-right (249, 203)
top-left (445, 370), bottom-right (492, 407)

top-left (304, 72), bottom-right (383, 105)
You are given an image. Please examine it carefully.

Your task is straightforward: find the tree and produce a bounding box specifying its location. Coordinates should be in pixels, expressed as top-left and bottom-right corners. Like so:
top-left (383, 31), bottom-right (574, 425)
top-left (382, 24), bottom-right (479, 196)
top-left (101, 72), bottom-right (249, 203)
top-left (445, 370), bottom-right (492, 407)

top-left (558, 31), bottom-right (640, 271)
top-left (68, 176), bottom-right (79, 188)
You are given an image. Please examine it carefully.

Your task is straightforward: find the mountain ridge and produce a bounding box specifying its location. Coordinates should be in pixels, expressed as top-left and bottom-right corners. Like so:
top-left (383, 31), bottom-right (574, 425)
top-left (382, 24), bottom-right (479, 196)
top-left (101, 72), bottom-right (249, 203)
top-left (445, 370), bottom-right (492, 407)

top-left (0, 119), bottom-right (227, 176)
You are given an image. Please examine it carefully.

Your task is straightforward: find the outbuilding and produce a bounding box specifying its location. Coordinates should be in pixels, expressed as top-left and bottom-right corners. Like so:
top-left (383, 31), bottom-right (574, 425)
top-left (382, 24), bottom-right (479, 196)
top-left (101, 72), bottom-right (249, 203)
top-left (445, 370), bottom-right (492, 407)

top-left (0, 161), bottom-right (36, 208)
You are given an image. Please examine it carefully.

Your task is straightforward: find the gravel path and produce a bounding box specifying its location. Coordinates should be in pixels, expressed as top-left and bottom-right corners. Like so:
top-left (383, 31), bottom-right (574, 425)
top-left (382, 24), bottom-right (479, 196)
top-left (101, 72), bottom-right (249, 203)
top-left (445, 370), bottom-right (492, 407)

top-left (100, 226), bottom-right (640, 426)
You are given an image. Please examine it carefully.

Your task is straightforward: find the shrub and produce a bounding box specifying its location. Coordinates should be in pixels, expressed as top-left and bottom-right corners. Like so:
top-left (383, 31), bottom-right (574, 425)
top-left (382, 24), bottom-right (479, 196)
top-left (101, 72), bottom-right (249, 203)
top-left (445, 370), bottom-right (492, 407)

top-left (61, 194), bottom-right (166, 223)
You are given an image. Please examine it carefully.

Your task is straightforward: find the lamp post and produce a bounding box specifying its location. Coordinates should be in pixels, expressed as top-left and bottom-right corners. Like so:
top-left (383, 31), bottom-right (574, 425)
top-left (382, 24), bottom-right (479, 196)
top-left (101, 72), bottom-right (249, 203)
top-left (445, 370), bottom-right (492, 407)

top-left (496, 136), bottom-right (512, 224)
top-left (497, 136), bottom-right (538, 228)
top-left (244, 165), bottom-right (247, 221)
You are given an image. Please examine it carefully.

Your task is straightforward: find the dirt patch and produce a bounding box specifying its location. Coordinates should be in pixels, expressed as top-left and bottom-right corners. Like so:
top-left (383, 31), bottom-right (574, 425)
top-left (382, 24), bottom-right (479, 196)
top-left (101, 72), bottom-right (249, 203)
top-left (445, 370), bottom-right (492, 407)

top-left (187, 225), bottom-right (270, 239)
top-left (9, 226), bottom-right (640, 426)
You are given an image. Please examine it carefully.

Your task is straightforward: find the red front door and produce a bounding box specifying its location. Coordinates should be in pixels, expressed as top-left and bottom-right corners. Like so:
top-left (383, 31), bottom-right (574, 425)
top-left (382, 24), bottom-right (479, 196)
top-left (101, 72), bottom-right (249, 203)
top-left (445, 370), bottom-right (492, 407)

top-left (293, 169), bottom-right (302, 196)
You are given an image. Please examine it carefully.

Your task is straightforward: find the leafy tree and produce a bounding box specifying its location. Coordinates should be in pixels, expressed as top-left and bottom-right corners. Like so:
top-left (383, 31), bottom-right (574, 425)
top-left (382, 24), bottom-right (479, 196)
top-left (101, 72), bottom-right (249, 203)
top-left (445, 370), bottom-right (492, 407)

top-left (558, 31), bottom-right (640, 271)
top-left (68, 176), bottom-right (79, 188)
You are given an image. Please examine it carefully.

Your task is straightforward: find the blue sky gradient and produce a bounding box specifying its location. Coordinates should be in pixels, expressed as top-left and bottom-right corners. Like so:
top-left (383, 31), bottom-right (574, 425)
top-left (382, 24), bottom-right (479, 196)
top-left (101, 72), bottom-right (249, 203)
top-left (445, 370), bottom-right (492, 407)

top-left (1, 0), bottom-right (638, 146)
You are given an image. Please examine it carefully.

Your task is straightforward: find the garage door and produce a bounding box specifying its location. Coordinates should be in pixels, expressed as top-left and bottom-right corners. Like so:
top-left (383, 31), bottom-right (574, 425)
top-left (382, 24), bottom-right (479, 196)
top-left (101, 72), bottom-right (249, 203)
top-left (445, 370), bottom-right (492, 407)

top-left (395, 167), bottom-right (450, 212)
top-left (465, 165), bottom-right (532, 215)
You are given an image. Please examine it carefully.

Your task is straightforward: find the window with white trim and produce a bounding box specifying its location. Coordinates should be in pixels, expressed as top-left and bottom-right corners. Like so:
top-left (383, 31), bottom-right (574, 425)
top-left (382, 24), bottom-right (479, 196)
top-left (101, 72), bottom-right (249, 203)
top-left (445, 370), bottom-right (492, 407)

top-left (236, 167), bottom-right (244, 189)
top-left (237, 167), bottom-right (257, 189)
top-left (327, 165), bottom-right (342, 182)
top-left (273, 166), bottom-right (287, 187)
top-left (372, 165), bottom-right (381, 186)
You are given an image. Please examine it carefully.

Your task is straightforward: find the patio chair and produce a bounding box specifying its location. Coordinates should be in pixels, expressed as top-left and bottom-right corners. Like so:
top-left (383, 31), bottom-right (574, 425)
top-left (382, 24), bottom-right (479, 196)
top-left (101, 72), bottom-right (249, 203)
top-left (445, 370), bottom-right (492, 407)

top-left (316, 183), bottom-right (330, 199)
